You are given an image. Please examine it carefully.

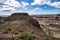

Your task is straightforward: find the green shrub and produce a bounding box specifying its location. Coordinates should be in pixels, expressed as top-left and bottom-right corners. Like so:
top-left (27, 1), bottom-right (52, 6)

top-left (20, 32), bottom-right (34, 40)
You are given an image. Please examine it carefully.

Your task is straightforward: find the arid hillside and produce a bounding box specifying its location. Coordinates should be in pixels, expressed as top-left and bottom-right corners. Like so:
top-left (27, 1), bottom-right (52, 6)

top-left (0, 13), bottom-right (45, 40)
top-left (33, 14), bottom-right (60, 39)
top-left (0, 13), bottom-right (60, 40)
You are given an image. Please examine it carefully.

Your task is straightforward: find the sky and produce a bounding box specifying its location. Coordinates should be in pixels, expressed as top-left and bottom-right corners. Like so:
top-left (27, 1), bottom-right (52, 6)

top-left (0, 0), bottom-right (60, 15)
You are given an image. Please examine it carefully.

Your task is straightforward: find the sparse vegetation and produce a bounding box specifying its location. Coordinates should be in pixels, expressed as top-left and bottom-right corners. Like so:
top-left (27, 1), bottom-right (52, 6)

top-left (7, 32), bottom-right (34, 40)
top-left (20, 32), bottom-right (34, 40)
top-left (0, 13), bottom-right (60, 40)
top-left (0, 13), bottom-right (44, 40)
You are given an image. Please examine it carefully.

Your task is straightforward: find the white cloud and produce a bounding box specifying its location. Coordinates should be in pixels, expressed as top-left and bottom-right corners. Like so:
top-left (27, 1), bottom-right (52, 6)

top-left (51, 2), bottom-right (60, 8)
top-left (4, 0), bottom-right (21, 7)
top-left (0, 0), bottom-right (30, 12)
top-left (21, 2), bottom-right (29, 7)
top-left (31, 7), bottom-right (42, 11)
top-left (31, 0), bottom-right (51, 5)
top-left (0, 0), bottom-right (6, 3)
top-left (21, 2), bottom-right (29, 10)
top-left (31, 0), bottom-right (60, 8)
top-left (27, 7), bottom-right (42, 15)
top-left (1, 6), bottom-right (15, 11)
top-left (0, 0), bottom-right (21, 12)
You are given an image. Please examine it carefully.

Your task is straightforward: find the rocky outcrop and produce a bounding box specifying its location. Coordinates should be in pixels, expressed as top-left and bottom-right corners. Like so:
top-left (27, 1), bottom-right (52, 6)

top-left (4, 13), bottom-right (40, 28)
top-left (11, 13), bottom-right (29, 16)
top-left (5, 13), bottom-right (29, 21)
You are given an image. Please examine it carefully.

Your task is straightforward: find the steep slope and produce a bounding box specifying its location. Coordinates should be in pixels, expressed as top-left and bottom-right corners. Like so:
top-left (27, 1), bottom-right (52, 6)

top-left (0, 13), bottom-right (45, 40)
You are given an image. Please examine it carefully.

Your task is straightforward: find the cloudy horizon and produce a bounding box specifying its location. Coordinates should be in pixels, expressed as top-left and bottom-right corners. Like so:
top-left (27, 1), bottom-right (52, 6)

top-left (0, 0), bottom-right (60, 15)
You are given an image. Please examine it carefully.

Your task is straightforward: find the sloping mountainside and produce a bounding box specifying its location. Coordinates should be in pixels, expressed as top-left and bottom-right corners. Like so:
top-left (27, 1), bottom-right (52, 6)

top-left (33, 14), bottom-right (60, 40)
top-left (0, 13), bottom-right (45, 40)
